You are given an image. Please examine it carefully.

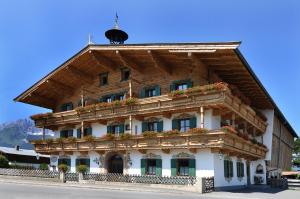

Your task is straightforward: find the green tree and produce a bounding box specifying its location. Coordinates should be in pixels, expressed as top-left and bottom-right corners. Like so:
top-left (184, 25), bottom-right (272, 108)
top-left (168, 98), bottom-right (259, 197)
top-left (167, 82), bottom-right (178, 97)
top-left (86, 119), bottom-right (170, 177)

top-left (0, 155), bottom-right (9, 168)
top-left (39, 163), bottom-right (48, 170)
top-left (294, 138), bottom-right (300, 155)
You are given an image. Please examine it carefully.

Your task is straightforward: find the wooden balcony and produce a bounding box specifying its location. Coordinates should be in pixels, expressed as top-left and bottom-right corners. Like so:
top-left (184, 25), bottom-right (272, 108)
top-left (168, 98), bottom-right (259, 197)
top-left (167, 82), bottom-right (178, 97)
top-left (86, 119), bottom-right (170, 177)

top-left (32, 86), bottom-right (267, 133)
top-left (32, 130), bottom-right (268, 160)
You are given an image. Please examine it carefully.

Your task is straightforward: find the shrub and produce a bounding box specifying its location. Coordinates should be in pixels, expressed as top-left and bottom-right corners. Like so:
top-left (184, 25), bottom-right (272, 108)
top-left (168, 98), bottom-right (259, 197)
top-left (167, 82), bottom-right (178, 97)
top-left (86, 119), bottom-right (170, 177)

top-left (56, 137), bottom-right (65, 144)
top-left (39, 163), bottom-right (48, 170)
top-left (120, 133), bottom-right (132, 140)
top-left (162, 130), bottom-right (180, 137)
top-left (251, 138), bottom-right (258, 144)
top-left (221, 126), bottom-right (238, 134)
top-left (0, 155), bottom-right (9, 168)
top-left (66, 136), bottom-right (78, 142)
top-left (58, 164), bottom-right (69, 173)
top-left (125, 98), bottom-right (137, 105)
top-left (77, 165), bottom-right (88, 173)
top-left (113, 100), bottom-right (122, 107)
top-left (142, 131), bottom-right (158, 138)
top-left (169, 90), bottom-right (186, 98)
top-left (187, 128), bottom-right (208, 134)
top-left (45, 138), bottom-right (54, 144)
top-left (83, 135), bottom-right (96, 142)
top-left (102, 133), bottom-right (115, 140)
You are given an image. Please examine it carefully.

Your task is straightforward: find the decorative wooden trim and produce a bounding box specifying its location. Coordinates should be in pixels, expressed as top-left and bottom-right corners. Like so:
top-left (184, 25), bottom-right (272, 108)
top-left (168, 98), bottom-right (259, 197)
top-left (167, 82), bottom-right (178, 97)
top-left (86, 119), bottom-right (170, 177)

top-left (138, 149), bottom-right (147, 154)
top-left (161, 148), bottom-right (170, 154)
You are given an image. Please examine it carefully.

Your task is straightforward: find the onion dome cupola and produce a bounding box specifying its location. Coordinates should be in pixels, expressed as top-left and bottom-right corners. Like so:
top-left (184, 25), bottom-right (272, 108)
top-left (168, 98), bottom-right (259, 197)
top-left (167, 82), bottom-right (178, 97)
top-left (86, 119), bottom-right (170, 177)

top-left (105, 13), bottom-right (128, 44)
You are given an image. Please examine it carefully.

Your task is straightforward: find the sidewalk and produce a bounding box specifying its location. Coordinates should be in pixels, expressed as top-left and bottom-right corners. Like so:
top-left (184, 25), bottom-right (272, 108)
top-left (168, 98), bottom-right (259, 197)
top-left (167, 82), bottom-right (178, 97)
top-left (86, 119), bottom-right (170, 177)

top-left (0, 175), bottom-right (198, 195)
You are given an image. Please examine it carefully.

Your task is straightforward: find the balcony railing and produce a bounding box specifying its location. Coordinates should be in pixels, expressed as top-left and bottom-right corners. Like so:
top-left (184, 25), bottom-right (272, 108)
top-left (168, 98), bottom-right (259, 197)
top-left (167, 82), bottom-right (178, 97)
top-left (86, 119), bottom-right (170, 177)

top-left (31, 84), bottom-right (267, 133)
top-left (32, 130), bottom-right (268, 160)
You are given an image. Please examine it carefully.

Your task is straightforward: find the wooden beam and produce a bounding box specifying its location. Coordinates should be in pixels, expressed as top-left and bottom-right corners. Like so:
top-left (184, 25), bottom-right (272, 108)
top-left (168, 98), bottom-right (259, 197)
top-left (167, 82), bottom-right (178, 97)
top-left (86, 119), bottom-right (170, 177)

top-left (65, 65), bottom-right (94, 85)
top-left (29, 93), bottom-right (56, 107)
top-left (116, 50), bottom-right (143, 73)
top-left (147, 50), bottom-right (172, 75)
top-left (89, 50), bottom-right (117, 72)
top-left (46, 79), bottom-right (74, 96)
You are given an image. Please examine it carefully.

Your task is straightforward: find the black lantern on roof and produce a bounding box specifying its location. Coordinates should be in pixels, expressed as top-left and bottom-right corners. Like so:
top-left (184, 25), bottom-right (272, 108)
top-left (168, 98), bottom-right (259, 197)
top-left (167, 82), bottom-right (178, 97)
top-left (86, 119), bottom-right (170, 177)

top-left (105, 14), bottom-right (128, 44)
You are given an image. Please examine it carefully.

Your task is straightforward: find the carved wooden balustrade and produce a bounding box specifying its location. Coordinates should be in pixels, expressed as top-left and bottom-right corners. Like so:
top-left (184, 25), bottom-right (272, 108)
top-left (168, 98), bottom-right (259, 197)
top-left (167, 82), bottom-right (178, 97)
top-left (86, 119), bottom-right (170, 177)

top-left (32, 87), bottom-right (267, 133)
top-left (32, 130), bottom-right (268, 160)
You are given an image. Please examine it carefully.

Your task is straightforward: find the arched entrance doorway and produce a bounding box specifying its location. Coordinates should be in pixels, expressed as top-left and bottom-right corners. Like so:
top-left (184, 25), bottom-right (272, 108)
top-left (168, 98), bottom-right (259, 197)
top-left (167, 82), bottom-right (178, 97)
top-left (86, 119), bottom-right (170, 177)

top-left (107, 154), bottom-right (123, 174)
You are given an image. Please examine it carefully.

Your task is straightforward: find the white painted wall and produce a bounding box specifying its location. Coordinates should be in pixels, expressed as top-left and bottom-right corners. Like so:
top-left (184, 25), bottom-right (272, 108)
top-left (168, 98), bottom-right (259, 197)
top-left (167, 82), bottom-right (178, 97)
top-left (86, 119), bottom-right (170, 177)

top-left (250, 159), bottom-right (266, 185)
top-left (213, 154), bottom-right (247, 188)
top-left (260, 109), bottom-right (274, 161)
top-left (204, 109), bottom-right (221, 130)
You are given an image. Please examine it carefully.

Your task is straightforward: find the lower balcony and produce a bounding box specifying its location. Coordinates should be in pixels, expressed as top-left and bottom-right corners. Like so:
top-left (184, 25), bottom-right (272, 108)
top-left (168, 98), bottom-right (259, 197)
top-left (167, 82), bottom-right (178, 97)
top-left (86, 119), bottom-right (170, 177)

top-left (32, 128), bottom-right (268, 160)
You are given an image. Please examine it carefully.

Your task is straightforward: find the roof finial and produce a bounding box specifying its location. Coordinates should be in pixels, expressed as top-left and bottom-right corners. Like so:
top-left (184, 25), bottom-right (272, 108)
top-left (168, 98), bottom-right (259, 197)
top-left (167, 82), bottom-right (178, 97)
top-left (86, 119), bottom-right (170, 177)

top-left (114, 12), bottom-right (119, 29)
top-left (88, 33), bottom-right (94, 45)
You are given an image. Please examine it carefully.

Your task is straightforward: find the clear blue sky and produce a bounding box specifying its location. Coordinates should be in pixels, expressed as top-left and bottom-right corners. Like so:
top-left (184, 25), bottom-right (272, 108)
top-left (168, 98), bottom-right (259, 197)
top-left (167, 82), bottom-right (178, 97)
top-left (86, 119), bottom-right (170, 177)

top-left (0, 0), bottom-right (299, 135)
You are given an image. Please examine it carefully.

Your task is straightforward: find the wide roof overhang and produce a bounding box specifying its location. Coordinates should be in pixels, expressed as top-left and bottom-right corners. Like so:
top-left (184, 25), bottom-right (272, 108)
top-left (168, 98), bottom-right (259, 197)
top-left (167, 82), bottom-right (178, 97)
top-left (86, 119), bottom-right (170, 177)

top-left (14, 42), bottom-right (298, 138)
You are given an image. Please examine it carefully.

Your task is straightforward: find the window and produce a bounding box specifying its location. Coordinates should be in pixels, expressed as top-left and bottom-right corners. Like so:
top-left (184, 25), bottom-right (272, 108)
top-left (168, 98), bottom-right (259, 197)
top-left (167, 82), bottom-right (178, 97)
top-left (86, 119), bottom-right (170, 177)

top-left (125, 124), bottom-right (130, 131)
top-left (77, 127), bottom-right (92, 138)
top-left (99, 73), bottom-right (108, 86)
top-left (176, 83), bottom-right (188, 91)
top-left (237, 162), bottom-right (244, 178)
top-left (170, 79), bottom-right (193, 91)
top-left (58, 158), bottom-right (71, 167)
top-left (256, 164), bottom-right (264, 174)
top-left (179, 119), bottom-right (190, 132)
top-left (142, 121), bottom-right (163, 132)
top-left (60, 130), bottom-right (73, 138)
top-left (145, 88), bottom-right (156, 97)
top-left (146, 159), bottom-right (156, 175)
top-left (115, 93), bottom-right (125, 101)
top-left (121, 68), bottom-right (130, 81)
top-left (60, 102), bottom-right (73, 112)
top-left (103, 96), bottom-right (113, 103)
top-left (224, 159), bottom-right (233, 178)
top-left (177, 159), bottom-right (189, 176)
top-left (148, 122), bottom-right (158, 131)
top-left (107, 124), bottom-right (125, 136)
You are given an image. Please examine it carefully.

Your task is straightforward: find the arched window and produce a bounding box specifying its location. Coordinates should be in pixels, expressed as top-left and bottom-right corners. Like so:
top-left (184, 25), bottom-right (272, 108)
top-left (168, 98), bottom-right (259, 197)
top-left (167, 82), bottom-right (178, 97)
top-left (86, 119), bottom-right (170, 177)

top-left (256, 164), bottom-right (264, 174)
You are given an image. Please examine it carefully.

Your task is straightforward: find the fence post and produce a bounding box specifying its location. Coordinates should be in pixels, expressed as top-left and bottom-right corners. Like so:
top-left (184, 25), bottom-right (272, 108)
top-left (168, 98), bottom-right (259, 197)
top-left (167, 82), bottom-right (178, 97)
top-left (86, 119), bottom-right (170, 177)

top-left (59, 171), bottom-right (66, 183)
top-left (78, 172), bottom-right (84, 183)
top-left (194, 177), bottom-right (204, 193)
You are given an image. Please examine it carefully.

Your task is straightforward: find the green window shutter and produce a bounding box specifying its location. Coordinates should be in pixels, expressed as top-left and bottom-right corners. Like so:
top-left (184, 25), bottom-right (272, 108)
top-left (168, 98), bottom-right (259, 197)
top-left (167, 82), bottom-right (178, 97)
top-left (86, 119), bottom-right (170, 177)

top-left (66, 159), bottom-right (71, 167)
top-left (170, 82), bottom-right (176, 91)
top-left (155, 85), bottom-right (161, 96)
top-left (241, 163), bottom-right (244, 177)
top-left (157, 121), bottom-right (163, 132)
top-left (140, 88), bottom-right (146, 98)
top-left (155, 159), bottom-right (162, 176)
top-left (189, 159), bottom-right (196, 177)
top-left (58, 159), bottom-right (62, 165)
top-left (224, 160), bottom-right (228, 178)
top-left (190, 117), bottom-right (197, 129)
top-left (111, 95), bottom-right (116, 101)
top-left (68, 130), bottom-right (73, 137)
top-left (119, 124), bottom-right (125, 134)
top-left (85, 159), bottom-right (90, 172)
top-left (60, 131), bottom-right (64, 138)
top-left (77, 129), bottom-right (81, 138)
top-left (171, 159), bottom-right (177, 176)
top-left (187, 79), bottom-right (193, 88)
top-left (237, 162), bottom-right (240, 177)
top-left (76, 159), bottom-right (80, 167)
top-left (86, 127), bottom-right (92, 136)
top-left (99, 97), bottom-right (104, 103)
top-left (172, 119), bottom-right (179, 130)
top-left (142, 122), bottom-right (148, 132)
top-left (60, 104), bottom-right (66, 112)
top-left (230, 161), bottom-right (233, 177)
top-left (141, 159), bottom-right (146, 175)
top-left (107, 126), bottom-right (112, 134)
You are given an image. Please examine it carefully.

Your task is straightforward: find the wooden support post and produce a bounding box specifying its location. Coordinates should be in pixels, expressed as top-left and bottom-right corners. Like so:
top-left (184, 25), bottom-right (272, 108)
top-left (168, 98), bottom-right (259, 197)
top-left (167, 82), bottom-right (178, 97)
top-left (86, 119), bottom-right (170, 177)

top-left (129, 79), bottom-right (132, 98)
top-left (200, 106), bottom-right (204, 128)
top-left (42, 127), bottom-right (45, 141)
top-left (231, 114), bottom-right (236, 128)
top-left (129, 115), bottom-right (132, 135)
top-left (81, 121), bottom-right (84, 138)
top-left (81, 88), bottom-right (84, 107)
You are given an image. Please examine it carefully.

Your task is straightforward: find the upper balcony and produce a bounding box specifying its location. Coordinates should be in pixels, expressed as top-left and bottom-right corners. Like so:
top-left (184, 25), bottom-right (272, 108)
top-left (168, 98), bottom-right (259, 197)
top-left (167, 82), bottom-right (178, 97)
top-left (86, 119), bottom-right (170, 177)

top-left (31, 83), bottom-right (267, 133)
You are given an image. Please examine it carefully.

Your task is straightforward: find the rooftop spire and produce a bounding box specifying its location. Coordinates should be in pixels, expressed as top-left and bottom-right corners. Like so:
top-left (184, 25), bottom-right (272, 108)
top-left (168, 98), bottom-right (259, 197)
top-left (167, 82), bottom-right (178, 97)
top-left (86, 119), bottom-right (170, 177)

top-left (105, 14), bottom-right (128, 45)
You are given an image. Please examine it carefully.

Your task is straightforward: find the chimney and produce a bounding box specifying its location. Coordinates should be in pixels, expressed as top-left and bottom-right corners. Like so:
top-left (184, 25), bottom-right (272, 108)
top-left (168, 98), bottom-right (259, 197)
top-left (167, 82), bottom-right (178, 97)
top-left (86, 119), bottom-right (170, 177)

top-left (15, 145), bottom-right (20, 151)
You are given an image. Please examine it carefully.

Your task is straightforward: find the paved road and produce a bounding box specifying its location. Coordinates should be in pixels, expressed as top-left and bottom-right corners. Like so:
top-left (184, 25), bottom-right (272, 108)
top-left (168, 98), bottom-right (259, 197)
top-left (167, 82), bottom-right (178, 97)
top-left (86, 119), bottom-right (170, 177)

top-left (0, 181), bottom-right (299, 199)
top-left (0, 181), bottom-right (201, 199)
